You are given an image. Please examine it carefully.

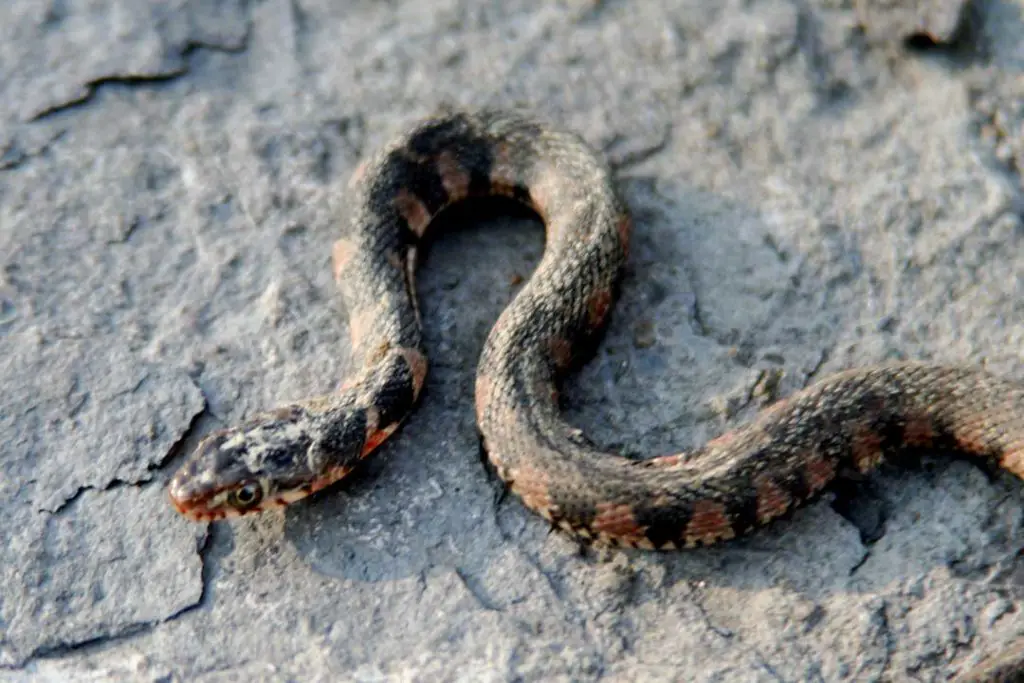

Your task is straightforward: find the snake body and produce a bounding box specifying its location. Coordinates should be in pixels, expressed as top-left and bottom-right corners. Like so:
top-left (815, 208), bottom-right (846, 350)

top-left (168, 109), bottom-right (1024, 552)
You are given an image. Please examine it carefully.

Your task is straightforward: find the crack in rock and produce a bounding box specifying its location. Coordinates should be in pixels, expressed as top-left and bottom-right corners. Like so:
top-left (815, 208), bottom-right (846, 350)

top-left (29, 37), bottom-right (250, 122)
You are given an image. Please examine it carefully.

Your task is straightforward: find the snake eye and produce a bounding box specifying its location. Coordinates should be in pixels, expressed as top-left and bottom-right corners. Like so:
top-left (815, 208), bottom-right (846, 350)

top-left (228, 482), bottom-right (263, 509)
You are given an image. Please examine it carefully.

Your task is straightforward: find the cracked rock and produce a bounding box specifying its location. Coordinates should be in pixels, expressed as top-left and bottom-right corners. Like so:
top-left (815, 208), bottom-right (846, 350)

top-left (0, 485), bottom-right (206, 667)
top-left (0, 0), bottom-right (249, 123)
top-left (0, 334), bottom-right (205, 512)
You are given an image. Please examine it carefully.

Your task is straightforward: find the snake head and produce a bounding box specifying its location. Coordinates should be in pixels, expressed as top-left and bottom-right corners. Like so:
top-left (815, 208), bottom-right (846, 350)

top-left (167, 400), bottom-right (379, 521)
top-left (167, 407), bottom-right (317, 521)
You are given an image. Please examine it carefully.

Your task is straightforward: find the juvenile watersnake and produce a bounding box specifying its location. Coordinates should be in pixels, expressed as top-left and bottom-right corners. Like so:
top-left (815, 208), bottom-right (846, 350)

top-left (167, 109), bottom-right (1024, 554)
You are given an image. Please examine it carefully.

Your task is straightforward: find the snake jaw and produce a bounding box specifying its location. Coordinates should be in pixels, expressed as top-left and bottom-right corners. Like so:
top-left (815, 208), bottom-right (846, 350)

top-left (168, 480), bottom-right (286, 521)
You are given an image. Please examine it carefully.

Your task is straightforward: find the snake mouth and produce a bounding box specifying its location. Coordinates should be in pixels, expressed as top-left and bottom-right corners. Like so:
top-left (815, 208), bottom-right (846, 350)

top-left (168, 479), bottom-right (306, 522)
top-left (167, 489), bottom-right (235, 522)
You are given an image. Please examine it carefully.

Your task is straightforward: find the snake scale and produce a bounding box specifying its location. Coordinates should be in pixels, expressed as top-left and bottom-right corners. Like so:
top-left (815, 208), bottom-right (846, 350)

top-left (167, 108), bottom-right (1024, 555)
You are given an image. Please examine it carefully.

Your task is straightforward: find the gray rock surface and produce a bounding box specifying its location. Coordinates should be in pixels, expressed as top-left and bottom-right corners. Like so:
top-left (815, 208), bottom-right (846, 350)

top-left (2, 0), bottom-right (1023, 680)
top-left (855, 0), bottom-right (974, 44)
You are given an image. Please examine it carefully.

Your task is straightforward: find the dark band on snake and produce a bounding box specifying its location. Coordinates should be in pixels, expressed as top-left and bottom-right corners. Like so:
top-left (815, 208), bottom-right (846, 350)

top-left (167, 108), bottom-right (1024, 551)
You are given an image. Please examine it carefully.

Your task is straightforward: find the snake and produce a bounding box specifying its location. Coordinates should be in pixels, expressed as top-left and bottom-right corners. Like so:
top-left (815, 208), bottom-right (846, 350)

top-left (167, 108), bottom-right (1024, 553)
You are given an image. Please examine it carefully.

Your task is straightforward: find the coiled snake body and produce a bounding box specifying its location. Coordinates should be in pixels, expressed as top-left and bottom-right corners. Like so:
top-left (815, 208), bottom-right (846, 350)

top-left (168, 109), bottom-right (1024, 555)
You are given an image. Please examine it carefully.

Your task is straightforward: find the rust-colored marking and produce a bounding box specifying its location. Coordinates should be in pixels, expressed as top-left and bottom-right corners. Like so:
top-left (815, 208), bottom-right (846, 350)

top-left (310, 465), bottom-right (354, 493)
top-left (1000, 444), bottom-right (1024, 477)
top-left (684, 499), bottom-right (736, 546)
top-left (707, 431), bottom-right (738, 450)
top-left (649, 454), bottom-right (684, 468)
top-left (361, 412), bottom-right (400, 458)
top-left (535, 506), bottom-right (554, 522)
top-left (489, 308), bottom-right (510, 335)
top-left (954, 414), bottom-right (998, 454)
top-left (547, 336), bottom-right (573, 371)
top-left (587, 287), bottom-right (613, 329)
top-left (332, 238), bottom-right (358, 281)
top-left (474, 371), bottom-right (496, 421)
top-left (437, 150), bottom-right (470, 201)
top-left (760, 397), bottom-right (791, 421)
top-left (592, 502), bottom-right (648, 540)
top-left (394, 189), bottom-right (431, 236)
top-left (512, 464), bottom-right (553, 515)
top-left (616, 214), bottom-right (632, 259)
top-left (398, 346), bottom-right (428, 399)
top-left (348, 307), bottom-right (377, 351)
top-left (528, 165), bottom-right (561, 222)
top-left (489, 143), bottom-right (519, 199)
top-left (754, 475), bottom-right (792, 525)
top-left (347, 160), bottom-right (369, 189)
top-left (954, 426), bottom-right (990, 456)
top-left (490, 177), bottom-right (518, 198)
top-left (902, 416), bottom-right (935, 447)
top-left (851, 426), bottom-right (884, 473)
top-left (802, 454), bottom-right (836, 494)
top-left (361, 427), bottom-right (392, 457)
